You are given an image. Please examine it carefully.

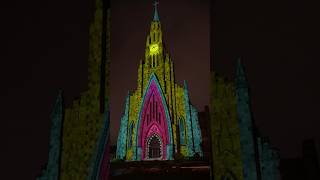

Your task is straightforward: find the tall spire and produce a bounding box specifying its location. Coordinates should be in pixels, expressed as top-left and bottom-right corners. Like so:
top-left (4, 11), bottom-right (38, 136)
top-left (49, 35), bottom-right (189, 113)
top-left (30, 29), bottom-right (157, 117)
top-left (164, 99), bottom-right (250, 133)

top-left (153, 0), bottom-right (160, 21)
top-left (236, 58), bottom-right (248, 89)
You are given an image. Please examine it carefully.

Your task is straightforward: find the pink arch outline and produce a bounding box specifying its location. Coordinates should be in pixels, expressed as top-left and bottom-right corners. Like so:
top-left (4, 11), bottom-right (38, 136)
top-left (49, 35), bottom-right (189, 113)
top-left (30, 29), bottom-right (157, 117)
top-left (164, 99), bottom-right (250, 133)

top-left (138, 80), bottom-right (170, 160)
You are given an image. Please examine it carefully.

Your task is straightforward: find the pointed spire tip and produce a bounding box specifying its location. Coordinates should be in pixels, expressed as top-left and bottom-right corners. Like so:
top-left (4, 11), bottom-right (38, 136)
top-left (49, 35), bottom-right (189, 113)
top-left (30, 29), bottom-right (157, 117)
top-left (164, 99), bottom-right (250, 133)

top-left (153, 0), bottom-right (160, 21)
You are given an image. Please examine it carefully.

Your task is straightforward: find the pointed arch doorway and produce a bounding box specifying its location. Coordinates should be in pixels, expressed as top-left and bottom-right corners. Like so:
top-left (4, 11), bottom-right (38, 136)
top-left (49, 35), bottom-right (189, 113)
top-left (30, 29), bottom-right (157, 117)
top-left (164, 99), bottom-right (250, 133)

top-left (146, 134), bottom-right (162, 159)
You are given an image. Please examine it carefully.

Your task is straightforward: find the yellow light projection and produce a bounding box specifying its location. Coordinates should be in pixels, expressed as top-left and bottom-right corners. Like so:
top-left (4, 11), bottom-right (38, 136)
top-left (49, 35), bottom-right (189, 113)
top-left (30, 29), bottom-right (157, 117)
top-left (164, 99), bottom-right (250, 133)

top-left (149, 44), bottom-right (159, 55)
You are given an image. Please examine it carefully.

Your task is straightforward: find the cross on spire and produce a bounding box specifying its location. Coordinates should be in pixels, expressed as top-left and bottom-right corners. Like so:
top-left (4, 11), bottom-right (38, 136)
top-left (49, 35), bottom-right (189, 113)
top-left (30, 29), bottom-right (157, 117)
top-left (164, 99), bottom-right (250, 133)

top-left (153, 0), bottom-right (160, 21)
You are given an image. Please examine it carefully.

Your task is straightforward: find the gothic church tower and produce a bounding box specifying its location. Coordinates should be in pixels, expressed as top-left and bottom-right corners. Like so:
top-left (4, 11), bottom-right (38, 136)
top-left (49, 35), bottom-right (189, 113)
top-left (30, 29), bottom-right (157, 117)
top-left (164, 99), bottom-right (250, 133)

top-left (116, 2), bottom-right (202, 161)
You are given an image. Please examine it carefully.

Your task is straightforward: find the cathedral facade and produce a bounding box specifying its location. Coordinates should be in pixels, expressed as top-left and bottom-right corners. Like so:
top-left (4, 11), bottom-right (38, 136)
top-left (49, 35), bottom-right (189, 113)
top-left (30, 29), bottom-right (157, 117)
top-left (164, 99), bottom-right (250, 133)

top-left (116, 3), bottom-right (202, 161)
top-left (37, 1), bottom-right (282, 180)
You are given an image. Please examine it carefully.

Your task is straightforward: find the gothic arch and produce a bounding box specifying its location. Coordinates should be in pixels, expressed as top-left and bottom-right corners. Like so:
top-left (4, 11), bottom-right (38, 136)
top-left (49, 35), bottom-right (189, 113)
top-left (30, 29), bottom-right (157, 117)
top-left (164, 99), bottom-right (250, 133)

top-left (134, 73), bottom-right (173, 160)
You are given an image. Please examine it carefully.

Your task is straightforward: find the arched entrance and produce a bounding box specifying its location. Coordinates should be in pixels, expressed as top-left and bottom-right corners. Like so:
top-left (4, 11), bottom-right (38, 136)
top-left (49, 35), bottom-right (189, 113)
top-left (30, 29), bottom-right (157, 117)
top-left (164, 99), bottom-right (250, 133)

top-left (146, 134), bottom-right (162, 159)
top-left (136, 74), bottom-right (173, 160)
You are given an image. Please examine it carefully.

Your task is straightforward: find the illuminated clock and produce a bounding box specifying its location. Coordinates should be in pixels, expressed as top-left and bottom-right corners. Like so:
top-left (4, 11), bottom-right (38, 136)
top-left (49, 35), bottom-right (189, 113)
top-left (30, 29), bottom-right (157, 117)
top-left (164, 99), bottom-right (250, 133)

top-left (149, 44), bottom-right (159, 55)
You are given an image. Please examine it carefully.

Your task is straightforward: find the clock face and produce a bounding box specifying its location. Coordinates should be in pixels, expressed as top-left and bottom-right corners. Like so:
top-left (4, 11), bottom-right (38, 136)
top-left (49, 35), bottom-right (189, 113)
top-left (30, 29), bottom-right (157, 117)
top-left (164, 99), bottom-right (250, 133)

top-left (149, 44), bottom-right (159, 55)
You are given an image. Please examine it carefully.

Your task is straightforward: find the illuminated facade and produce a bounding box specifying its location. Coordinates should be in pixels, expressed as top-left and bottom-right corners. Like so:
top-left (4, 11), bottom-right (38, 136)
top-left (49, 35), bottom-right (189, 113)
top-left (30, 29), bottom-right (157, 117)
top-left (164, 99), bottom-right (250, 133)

top-left (37, 1), bottom-right (282, 180)
top-left (116, 3), bottom-right (202, 161)
top-left (38, 0), bottom-right (111, 179)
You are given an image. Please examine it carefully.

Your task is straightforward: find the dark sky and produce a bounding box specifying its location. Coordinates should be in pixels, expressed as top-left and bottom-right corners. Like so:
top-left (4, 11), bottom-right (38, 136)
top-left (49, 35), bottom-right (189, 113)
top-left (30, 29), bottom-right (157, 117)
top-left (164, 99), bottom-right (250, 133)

top-left (1, 0), bottom-right (319, 179)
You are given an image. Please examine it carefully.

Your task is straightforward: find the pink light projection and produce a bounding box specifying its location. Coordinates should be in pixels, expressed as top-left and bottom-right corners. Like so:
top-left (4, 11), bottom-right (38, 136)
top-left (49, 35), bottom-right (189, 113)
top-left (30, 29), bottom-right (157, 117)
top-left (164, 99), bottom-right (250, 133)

top-left (138, 79), bottom-right (170, 160)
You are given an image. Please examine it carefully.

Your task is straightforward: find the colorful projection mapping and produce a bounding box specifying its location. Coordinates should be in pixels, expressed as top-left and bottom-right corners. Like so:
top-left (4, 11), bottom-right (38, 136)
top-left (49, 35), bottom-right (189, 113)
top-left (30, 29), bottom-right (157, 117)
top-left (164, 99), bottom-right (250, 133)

top-left (116, 2), bottom-right (202, 161)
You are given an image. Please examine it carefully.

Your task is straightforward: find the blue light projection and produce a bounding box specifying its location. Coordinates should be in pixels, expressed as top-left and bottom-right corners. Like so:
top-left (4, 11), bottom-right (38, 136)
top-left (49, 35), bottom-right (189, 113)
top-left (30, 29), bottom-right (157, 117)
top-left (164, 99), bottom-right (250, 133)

top-left (191, 105), bottom-right (203, 156)
top-left (116, 93), bottom-right (130, 160)
top-left (37, 91), bottom-right (63, 180)
top-left (183, 80), bottom-right (195, 156)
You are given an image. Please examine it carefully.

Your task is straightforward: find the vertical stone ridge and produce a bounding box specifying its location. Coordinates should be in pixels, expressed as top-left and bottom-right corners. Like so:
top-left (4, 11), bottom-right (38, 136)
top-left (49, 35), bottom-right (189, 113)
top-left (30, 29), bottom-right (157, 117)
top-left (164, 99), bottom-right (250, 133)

top-left (236, 59), bottom-right (261, 180)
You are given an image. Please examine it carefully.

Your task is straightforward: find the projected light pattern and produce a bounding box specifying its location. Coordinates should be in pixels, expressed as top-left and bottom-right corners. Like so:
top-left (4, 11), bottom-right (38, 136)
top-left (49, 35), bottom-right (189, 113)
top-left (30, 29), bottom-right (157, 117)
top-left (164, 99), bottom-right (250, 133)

top-left (115, 2), bottom-right (202, 161)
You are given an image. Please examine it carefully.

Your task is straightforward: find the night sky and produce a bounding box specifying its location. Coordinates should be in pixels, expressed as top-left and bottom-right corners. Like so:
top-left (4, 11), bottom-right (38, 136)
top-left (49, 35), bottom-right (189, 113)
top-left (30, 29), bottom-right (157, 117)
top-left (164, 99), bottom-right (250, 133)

top-left (1, 0), bottom-right (319, 179)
